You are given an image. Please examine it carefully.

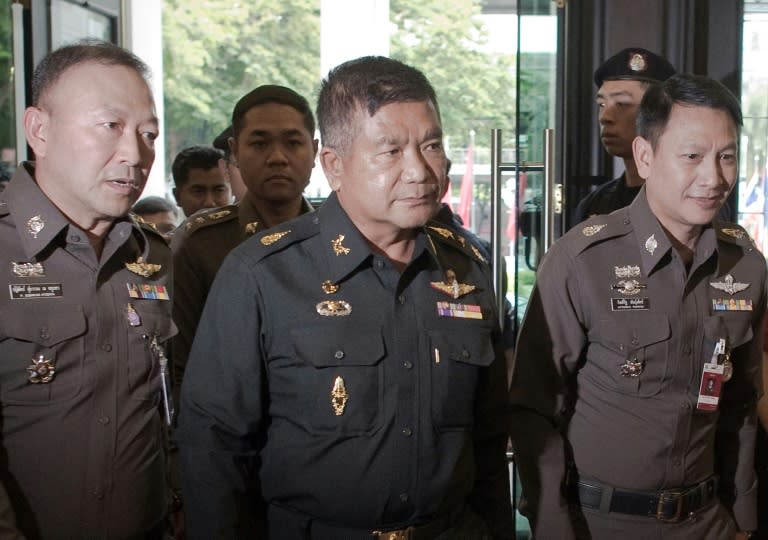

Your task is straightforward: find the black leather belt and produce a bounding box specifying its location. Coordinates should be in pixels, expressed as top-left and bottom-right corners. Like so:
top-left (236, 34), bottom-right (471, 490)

top-left (573, 476), bottom-right (718, 522)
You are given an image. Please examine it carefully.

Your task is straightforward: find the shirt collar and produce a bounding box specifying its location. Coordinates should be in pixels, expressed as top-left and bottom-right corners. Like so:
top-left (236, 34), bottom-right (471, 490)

top-left (629, 187), bottom-right (718, 276)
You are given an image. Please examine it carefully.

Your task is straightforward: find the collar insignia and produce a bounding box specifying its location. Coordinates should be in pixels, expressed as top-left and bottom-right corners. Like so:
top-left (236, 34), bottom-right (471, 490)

top-left (645, 234), bottom-right (658, 255)
top-left (582, 224), bottom-right (606, 236)
top-left (245, 221), bottom-right (260, 235)
top-left (332, 234), bottom-right (351, 255)
top-left (710, 274), bottom-right (750, 296)
top-left (470, 245), bottom-right (488, 264)
top-left (721, 227), bottom-right (745, 240)
top-left (125, 257), bottom-right (161, 278)
top-left (26, 215), bottom-right (45, 238)
top-left (428, 226), bottom-right (455, 241)
top-left (261, 230), bottom-right (291, 246)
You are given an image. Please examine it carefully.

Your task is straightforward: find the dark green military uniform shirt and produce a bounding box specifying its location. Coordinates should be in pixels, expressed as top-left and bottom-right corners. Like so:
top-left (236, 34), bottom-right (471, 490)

top-left (510, 188), bottom-right (766, 539)
top-left (0, 163), bottom-right (175, 539)
top-left (177, 192), bottom-right (513, 539)
top-left (170, 194), bottom-right (314, 394)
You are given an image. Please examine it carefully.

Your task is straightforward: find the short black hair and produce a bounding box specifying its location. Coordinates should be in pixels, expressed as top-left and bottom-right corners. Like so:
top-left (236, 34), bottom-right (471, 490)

top-left (31, 39), bottom-right (150, 107)
top-left (637, 73), bottom-right (742, 150)
top-left (317, 56), bottom-right (441, 154)
top-left (172, 146), bottom-right (224, 188)
top-left (132, 196), bottom-right (177, 217)
top-left (231, 85), bottom-right (315, 139)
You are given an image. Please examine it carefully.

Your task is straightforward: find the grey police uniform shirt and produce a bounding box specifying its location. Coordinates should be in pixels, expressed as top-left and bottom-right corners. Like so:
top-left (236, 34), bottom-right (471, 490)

top-left (170, 194), bottom-right (314, 398)
top-left (0, 163), bottom-right (175, 539)
top-left (176, 192), bottom-right (513, 539)
top-left (510, 188), bottom-right (766, 538)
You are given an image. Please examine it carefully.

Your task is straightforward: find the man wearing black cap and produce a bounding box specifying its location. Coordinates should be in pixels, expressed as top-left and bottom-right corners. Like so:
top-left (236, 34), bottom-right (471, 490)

top-left (572, 47), bottom-right (675, 224)
top-left (171, 85), bottom-right (318, 396)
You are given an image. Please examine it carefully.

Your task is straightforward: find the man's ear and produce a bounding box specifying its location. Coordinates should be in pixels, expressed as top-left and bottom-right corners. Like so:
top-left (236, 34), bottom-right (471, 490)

top-left (319, 146), bottom-right (343, 191)
top-left (311, 139), bottom-right (319, 168)
top-left (228, 136), bottom-right (238, 167)
top-left (633, 135), bottom-right (653, 180)
top-left (23, 106), bottom-right (49, 158)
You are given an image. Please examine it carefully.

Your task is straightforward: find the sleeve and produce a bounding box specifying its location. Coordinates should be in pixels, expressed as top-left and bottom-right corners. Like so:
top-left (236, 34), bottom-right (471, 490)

top-left (715, 284), bottom-right (767, 532)
top-left (508, 246), bottom-right (586, 539)
top-left (176, 250), bottom-right (267, 540)
top-left (470, 330), bottom-right (515, 539)
top-left (170, 235), bottom-right (208, 408)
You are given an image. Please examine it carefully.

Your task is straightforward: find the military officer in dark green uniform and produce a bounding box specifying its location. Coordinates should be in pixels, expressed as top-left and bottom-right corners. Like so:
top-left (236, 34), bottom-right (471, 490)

top-left (177, 56), bottom-right (513, 539)
top-left (572, 47), bottom-right (675, 225)
top-left (0, 41), bottom-right (174, 539)
top-left (170, 85), bottom-right (317, 394)
top-left (511, 74), bottom-right (765, 539)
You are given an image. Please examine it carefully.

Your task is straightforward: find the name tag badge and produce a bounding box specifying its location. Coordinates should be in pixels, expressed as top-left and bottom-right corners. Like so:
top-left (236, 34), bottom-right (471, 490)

top-left (611, 297), bottom-right (650, 311)
top-left (696, 362), bottom-right (724, 411)
top-left (9, 283), bottom-right (63, 300)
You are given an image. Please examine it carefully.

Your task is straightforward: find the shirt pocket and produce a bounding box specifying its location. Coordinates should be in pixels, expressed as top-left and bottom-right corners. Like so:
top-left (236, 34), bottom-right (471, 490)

top-left (289, 326), bottom-right (385, 435)
top-left (0, 303), bottom-right (86, 405)
top-left (127, 302), bottom-right (175, 401)
top-left (428, 322), bottom-right (496, 431)
top-left (702, 313), bottom-right (754, 401)
top-left (588, 313), bottom-right (670, 397)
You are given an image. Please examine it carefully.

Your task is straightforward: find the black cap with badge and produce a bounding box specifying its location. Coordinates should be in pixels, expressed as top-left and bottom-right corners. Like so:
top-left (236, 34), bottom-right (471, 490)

top-left (594, 47), bottom-right (676, 87)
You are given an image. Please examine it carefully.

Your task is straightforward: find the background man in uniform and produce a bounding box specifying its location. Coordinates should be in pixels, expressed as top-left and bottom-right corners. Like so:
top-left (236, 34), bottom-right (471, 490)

top-left (171, 145), bottom-right (232, 218)
top-left (171, 85), bottom-right (317, 394)
top-left (0, 40), bottom-right (174, 539)
top-left (510, 74), bottom-right (765, 539)
top-left (132, 195), bottom-right (179, 238)
top-left (572, 47), bottom-right (675, 224)
top-left (177, 56), bottom-right (513, 539)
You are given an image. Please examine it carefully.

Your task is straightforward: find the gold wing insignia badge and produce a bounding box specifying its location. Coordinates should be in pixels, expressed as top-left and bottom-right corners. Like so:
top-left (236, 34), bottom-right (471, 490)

top-left (125, 257), bottom-right (161, 278)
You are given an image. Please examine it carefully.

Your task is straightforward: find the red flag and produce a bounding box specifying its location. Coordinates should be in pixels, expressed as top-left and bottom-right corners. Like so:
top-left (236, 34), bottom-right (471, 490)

top-left (441, 177), bottom-right (452, 207)
top-left (457, 145), bottom-right (474, 226)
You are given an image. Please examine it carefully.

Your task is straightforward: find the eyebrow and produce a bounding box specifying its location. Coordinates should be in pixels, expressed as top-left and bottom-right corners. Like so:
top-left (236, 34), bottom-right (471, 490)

top-left (245, 128), bottom-right (307, 138)
top-left (595, 90), bottom-right (636, 100)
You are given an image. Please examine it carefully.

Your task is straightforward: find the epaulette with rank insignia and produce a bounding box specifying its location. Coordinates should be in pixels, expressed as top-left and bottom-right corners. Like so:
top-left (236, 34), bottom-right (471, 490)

top-left (567, 210), bottom-right (632, 256)
top-left (130, 213), bottom-right (167, 241)
top-left (424, 221), bottom-right (488, 265)
top-left (181, 204), bottom-right (238, 235)
top-left (247, 211), bottom-right (320, 264)
top-left (716, 222), bottom-right (754, 247)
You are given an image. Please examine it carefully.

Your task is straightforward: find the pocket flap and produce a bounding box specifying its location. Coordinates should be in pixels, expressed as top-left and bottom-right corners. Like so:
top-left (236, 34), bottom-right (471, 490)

top-left (292, 327), bottom-right (385, 367)
top-left (0, 304), bottom-right (86, 346)
top-left (595, 314), bottom-right (670, 352)
top-left (430, 328), bottom-right (496, 367)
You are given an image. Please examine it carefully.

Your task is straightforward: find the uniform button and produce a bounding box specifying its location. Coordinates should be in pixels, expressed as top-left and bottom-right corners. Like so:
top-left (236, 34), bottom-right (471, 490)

top-left (334, 350), bottom-right (345, 360)
top-left (403, 361), bottom-right (413, 369)
top-left (682, 402), bottom-right (691, 410)
top-left (70, 235), bottom-right (81, 242)
top-left (399, 493), bottom-right (409, 503)
top-left (92, 489), bottom-right (104, 500)
top-left (102, 343), bottom-right (112, 352)
top-left (39, 327), bottom-right (50, 341)
top-left (398, 295), bottom-right (406, 304)
top-left (98, 416), bottom-right (110, 425)
top-left (401, 427), bottom-right (413, 437)
top-left (376, 260), bottom-right (385, 269)
top-left (461, 349), bottom-right (470, 359)
top-left (674, 460), bottom-right (682, 467)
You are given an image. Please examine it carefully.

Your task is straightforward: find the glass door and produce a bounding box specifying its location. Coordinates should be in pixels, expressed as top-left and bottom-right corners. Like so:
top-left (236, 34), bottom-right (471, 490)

top-left (1, 0), bottom-right (16, 179)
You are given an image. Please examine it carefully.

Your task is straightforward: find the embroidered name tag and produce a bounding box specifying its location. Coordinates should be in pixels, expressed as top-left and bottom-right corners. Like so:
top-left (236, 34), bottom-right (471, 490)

top-left (436, 301), bottom-right (483, 319)
top-left (611, 297), bottom-right (650, 311)
top-left (9, 283), bottom-right (63, 299)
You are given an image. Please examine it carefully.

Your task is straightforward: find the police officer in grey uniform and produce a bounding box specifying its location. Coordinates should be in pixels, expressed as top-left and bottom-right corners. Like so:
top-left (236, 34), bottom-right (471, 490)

top-left (177, 56), bottom-right (513, 539)
top-left (170, 85), bottom-right (317, 395)
top-left (572, 47), bottom-right (675, 224)
top-left (0, 41), bottom-right (174, 539)
top-left (510, 74), bottom-right (765, 539)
